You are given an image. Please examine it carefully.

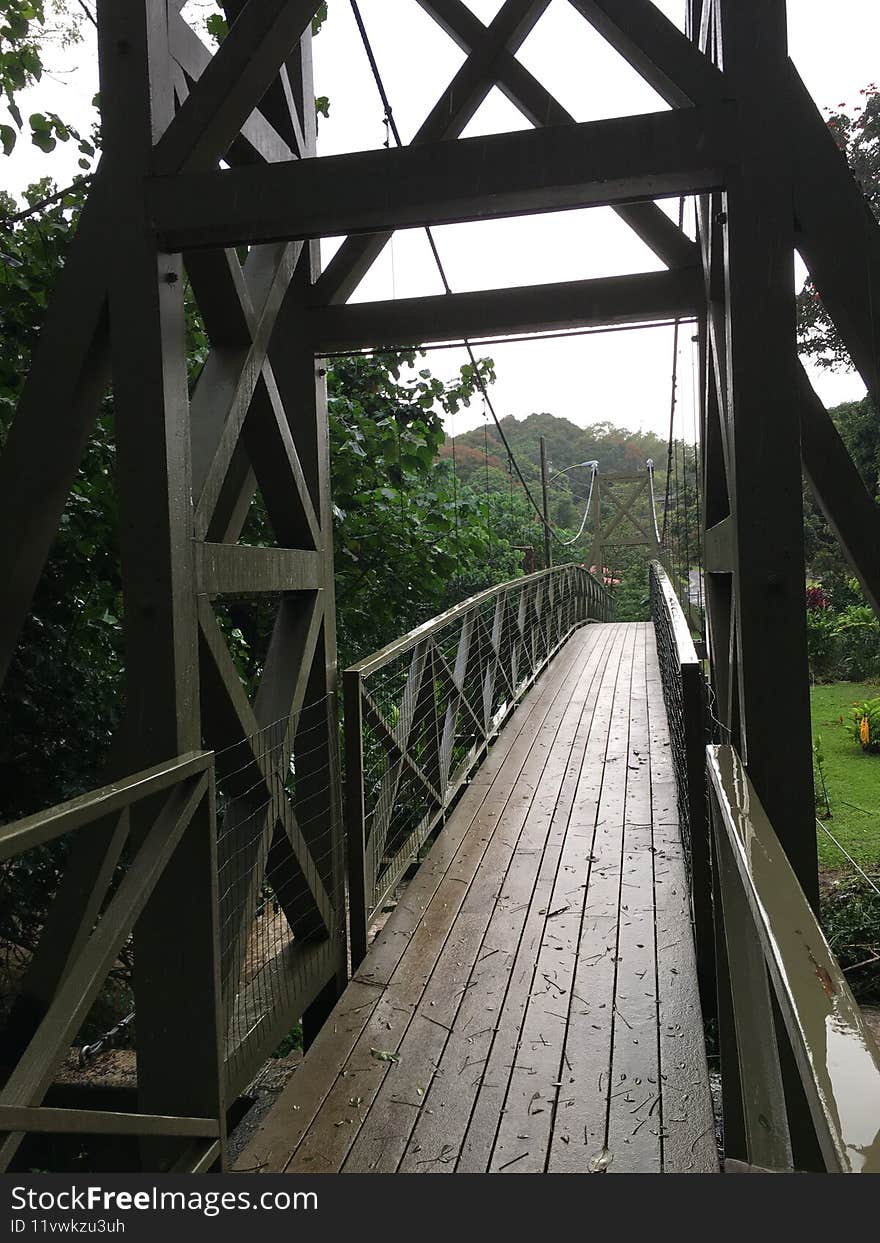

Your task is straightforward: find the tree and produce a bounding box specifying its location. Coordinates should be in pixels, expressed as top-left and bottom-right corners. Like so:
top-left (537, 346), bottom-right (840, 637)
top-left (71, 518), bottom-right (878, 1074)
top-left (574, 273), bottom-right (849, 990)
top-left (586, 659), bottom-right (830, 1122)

top-left (797, 84), bottom-right (880, 371)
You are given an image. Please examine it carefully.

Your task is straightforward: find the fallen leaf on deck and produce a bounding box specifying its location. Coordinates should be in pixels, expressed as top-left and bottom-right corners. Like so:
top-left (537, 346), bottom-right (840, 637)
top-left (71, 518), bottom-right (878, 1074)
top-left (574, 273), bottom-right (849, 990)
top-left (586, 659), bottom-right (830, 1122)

top-left (370, 1048), bottom-right (400, 1063)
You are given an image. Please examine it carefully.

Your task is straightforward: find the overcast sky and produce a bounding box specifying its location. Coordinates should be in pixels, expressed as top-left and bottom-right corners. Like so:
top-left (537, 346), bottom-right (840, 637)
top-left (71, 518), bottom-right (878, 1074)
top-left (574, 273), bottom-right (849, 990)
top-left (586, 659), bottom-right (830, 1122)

top-left (5, 1), bottom-right (878, 444)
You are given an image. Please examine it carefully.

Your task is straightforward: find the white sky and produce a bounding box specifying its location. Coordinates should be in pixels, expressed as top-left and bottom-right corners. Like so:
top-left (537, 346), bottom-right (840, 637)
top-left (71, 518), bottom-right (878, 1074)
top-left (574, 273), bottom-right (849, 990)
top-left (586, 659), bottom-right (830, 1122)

top-left (3, 0), bottom-right (877, 443)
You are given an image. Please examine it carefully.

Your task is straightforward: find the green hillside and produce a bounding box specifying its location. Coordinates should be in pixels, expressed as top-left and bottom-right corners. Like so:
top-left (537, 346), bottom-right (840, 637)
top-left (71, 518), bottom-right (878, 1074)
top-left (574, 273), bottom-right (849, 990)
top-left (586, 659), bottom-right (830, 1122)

top-left (439, 412), bottom-right (669, 488)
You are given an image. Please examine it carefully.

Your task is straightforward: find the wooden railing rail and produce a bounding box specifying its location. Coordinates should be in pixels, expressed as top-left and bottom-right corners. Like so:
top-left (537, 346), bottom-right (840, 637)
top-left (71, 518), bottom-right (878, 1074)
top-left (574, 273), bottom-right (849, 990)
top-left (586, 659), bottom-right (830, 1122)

top-left (707, 744), bottom-right (880, 1173)
top-left (648, 560), bottom-right (714, 1013)
top-left (344, 564), bottom-right (613, 965)
top-left (0, 751), bottom-right (224, 1173)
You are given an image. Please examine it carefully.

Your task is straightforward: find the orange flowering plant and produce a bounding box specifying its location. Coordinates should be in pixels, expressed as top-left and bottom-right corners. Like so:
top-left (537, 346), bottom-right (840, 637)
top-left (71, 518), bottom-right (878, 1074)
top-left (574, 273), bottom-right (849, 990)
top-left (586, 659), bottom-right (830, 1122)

top-left (851, 698), bottom-right (880, 754)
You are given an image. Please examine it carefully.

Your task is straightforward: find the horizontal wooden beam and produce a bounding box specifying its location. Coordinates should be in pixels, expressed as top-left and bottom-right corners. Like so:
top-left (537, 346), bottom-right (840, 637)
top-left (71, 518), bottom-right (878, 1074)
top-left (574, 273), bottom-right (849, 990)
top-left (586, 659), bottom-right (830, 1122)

top-left (149, 106), bottom-right (734, 251)
top-left (308, 268), bottom-right (702, 351)
top-left (0, 1105), bottom-right (219, 1138)
top-left (415, 0), bottom-right (698, 271)
top-left (194, 542), bottom-right (321, 595)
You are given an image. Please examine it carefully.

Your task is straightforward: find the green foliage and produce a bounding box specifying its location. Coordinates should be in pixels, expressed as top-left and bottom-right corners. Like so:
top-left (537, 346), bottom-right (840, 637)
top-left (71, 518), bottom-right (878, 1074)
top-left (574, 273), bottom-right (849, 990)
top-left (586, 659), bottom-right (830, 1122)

top-left (205, 12), bottom-right (228, 44)
top-left (272, 1022), bottom-right (303, 1058)
top-left (311, 3), bottom-right (328, 36)
top-left (850, 697), bottom-right (880, 754)
top-left (0, 1), bottom-right (95, 161)
top-left (0, 176), bottom-right (121, 822)
top-left (812, 735), bottom-right (832, 818)
top-left (797, 84), bottom-right (880, 370)
top-left (327, 350), bottom-right (503, 666)
top-left (810, 682), bottom-right (880, 872)
top-left (611, 553), bottom-right (651, 622)
top-left (821, 879), bottom-right (880, 1005)
top-left (807, 595), bottom-right (880, 684)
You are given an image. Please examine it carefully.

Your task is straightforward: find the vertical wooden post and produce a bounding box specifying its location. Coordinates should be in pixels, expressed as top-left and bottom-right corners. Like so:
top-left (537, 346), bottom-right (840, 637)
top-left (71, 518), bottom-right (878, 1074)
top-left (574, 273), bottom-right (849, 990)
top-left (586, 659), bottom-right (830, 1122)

top-left (540, 435), bottom-right (552, 570)
top-left (97, 0), bottom-right (224, 1165)
top-left (274, 31), bottom-right (348, 1039)
top-left (344, 669), bottom-right (369, 970)
top-left (713, 0), bottom-right (817, 902)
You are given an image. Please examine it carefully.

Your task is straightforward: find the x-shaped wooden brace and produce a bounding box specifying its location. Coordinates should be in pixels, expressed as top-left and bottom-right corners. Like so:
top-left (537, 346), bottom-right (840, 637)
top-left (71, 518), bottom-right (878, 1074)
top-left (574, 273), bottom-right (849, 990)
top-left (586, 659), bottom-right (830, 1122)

top-left (597, 474), bottom-right (658, 547)
top-left (198, 596), bottom-right (334, 1015)
top-left (314, 0), bottom-right (698, 308)
top-left (361, 642), bottom-right (444, 893)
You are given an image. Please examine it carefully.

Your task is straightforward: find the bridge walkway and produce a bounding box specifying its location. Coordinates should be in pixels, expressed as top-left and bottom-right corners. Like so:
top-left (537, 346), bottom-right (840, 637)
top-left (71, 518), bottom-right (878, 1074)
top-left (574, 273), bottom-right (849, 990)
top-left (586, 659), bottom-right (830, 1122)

top-left (235, 622), bottom-right (717, 1174)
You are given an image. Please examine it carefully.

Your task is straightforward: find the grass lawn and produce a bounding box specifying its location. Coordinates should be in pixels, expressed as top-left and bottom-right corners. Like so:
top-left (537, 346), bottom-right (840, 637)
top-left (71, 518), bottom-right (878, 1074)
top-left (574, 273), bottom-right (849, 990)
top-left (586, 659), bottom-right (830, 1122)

top-left (810, 680), bottom-right (880, 874)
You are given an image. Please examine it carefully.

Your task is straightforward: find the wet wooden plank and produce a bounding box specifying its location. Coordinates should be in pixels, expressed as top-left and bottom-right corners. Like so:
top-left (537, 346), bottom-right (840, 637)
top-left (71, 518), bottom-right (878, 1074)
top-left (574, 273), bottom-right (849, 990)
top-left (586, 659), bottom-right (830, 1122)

top-left (607, 624), bottom-right (662, 1172)
top-left (234, 628), bottom-right (594, 1173)
top-left (233, 622), bottom-right (717, 1176)
top-left (487, 624), bottom-right (629, 1172)
top-left (546, 623), bottom-right (637, 1171)
top-left (464, 623), bottom-right (630, 1172)
top-left (338, 628), bottom-right (608, 1172)
top-left (276, 628), bottom-right (602, 1171)
top-left (401, 624), bottom-right (621, 1173)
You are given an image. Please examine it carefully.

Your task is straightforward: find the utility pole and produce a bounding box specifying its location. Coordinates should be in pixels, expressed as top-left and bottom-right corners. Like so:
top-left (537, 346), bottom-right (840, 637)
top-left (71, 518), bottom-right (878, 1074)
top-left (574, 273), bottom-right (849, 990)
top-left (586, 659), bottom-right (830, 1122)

top-left (539, 435), bottom-right (551, 570)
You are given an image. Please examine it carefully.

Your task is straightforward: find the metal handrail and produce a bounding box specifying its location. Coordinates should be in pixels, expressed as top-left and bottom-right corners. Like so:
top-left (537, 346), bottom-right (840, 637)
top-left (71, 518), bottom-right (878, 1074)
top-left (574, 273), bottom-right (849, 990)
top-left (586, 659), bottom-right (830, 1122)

top-left (344, 564), bottom-right (613, 964)
top-left (348, 564), bottom-right (609, 678)
top-left (708, 744), bottom-right (880, 1173)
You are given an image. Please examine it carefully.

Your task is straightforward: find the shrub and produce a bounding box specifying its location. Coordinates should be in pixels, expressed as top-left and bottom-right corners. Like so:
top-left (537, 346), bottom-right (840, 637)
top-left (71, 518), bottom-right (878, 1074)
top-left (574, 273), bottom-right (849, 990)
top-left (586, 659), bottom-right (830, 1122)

top-left (821, 878), bottom-right (880, 1005)
top-left (806, 585), bottom-right (830, 611)
top-left (806, 599), bottom-right (880, 683)
top-left (834, 605), bottom-right (880, 681)
top-left (806, 608), bottom-right (839, 680)
top-left (851, 697), bottom-right (880, 754)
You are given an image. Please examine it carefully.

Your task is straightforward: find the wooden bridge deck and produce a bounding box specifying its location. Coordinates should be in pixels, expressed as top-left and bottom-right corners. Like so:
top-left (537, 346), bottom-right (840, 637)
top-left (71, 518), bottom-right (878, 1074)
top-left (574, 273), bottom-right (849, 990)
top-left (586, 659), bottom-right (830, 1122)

top-left (235, 622), bottom-right (717, 1174)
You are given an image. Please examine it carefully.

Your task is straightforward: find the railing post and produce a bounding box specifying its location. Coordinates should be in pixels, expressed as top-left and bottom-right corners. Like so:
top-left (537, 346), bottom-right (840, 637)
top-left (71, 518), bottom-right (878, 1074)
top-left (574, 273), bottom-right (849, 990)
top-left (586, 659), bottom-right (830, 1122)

top-left (344, 669), bottom-right (369, 970)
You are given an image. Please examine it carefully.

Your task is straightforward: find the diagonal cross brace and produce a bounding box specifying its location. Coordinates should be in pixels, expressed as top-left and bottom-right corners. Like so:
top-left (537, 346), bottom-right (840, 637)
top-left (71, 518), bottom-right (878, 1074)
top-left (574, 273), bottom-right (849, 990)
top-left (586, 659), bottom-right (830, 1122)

top-left (316, 0), bottom-right (696, 305)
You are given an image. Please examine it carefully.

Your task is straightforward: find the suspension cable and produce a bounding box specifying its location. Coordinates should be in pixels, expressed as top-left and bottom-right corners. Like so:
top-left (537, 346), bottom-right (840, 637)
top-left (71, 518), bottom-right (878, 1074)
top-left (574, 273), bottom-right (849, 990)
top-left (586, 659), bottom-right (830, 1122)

top-left (646, 459), bottom-right (662, 546)
top-left (558, 461), bottom-right (598, 546)
top-left (348, 0), bottom-right (576, 548)
top-left (661, 198), bottom-right (686, 548)
top-left (816, 821), bottom-right (880, 899)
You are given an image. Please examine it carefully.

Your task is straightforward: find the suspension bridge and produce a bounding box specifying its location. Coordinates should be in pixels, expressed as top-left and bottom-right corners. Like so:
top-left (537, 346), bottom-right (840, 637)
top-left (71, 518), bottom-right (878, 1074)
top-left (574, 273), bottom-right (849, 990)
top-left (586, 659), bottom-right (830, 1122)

top-left (2, 0), bottom-right (880, 1177)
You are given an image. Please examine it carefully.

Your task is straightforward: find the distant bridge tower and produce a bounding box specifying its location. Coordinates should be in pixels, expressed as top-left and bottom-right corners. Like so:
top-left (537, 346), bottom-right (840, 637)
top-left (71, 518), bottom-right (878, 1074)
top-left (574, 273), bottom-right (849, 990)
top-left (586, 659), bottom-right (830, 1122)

top-left (589, 461), bottom-right (664, 583)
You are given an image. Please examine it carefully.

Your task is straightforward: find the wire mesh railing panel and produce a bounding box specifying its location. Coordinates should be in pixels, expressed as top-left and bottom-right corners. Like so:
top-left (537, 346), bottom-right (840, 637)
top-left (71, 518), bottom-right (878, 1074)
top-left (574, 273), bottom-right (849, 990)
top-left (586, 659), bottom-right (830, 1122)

top-left (214, 693), bottom-right (343, 1096)
top-left (345, 564), bottom-right (613, 963)
top-left (0, 753), bottom-right (219, 1172)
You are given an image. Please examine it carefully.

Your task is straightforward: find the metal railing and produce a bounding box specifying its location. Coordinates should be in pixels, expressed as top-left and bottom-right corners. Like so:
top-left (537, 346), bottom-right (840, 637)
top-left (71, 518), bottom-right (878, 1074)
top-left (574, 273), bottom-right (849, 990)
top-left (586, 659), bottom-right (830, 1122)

top-left (707, 745), bottom-right (880, 1173)
top-left (0, 751), bottom-right (224, 1173)
top-left (344, 564), bottom-right (613, 964)
top-left (215, 693), bottom-right (344, 1102)
top-left (649, 560), bottom-right (714, 1011)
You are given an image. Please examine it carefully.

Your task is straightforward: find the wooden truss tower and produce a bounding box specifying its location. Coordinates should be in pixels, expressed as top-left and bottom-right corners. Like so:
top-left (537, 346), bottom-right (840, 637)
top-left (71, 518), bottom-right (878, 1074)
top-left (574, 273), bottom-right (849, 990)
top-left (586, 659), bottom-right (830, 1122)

top-left (1, 0), bottom-right (879, 1148)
